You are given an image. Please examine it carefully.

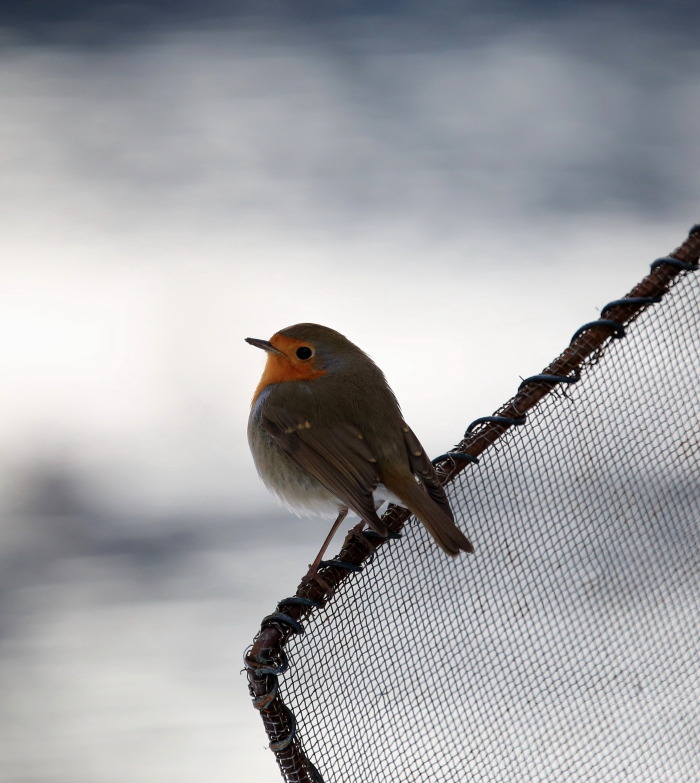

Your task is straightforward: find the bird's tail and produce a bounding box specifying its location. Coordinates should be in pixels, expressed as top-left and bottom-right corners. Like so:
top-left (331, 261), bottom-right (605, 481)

top-left (386, 476), bottom-right (474, 556)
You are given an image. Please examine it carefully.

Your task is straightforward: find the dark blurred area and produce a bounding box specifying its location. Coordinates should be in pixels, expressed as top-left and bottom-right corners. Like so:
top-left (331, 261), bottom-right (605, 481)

top-left (2, 0), bottom-right (700, 46)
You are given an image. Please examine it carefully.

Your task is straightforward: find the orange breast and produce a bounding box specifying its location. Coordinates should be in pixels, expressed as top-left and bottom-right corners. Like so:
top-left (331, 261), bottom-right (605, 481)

top-left (252, 334), bottom-right (326, 403)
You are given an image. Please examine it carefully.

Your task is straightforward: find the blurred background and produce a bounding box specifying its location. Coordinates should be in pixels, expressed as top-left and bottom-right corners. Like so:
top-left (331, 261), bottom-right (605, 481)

top-left (0, 2), bottom-right (698, 781)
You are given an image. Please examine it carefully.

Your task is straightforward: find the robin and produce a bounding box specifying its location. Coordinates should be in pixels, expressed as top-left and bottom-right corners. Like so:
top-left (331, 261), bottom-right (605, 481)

top-left (246, 323), bottom-right (473, 576)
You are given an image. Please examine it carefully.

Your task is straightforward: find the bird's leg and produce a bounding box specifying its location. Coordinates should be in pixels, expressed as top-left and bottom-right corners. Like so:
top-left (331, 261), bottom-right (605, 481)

top-left (303, 507), bottom-right (349, 580)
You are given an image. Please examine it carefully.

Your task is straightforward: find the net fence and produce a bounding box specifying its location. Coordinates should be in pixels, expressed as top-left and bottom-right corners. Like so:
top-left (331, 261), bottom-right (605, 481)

top-left (245, 227), bottom-right (700, 783)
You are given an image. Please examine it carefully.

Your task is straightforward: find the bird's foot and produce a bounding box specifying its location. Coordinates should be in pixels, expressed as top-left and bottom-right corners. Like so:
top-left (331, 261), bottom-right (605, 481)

top-left (302, 561), bottom-right (320, 581)
top-left (298, 563), bottom-right (333, 593)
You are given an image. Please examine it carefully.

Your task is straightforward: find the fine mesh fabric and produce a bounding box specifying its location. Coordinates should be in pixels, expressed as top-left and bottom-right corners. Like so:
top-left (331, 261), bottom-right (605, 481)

top-left (280, 270), bottom-right (699, 782)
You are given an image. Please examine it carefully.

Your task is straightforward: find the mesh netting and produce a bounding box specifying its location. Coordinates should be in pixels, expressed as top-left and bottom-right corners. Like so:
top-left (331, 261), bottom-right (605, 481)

top-left (247, 236), bottom-right (699, 783)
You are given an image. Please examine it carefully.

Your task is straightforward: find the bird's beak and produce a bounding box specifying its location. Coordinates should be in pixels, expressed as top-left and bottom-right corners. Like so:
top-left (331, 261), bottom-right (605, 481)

top-left (245, 337), bottom-right (283, 355)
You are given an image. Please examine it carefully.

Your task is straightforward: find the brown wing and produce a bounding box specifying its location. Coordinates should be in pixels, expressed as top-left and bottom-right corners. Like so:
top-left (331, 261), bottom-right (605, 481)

top-left (401, 423), bottom-right (455, 521)
top-left (391, 423), bottom-right (473, 555)
top-left (261, 404), bottom-right (388, 536)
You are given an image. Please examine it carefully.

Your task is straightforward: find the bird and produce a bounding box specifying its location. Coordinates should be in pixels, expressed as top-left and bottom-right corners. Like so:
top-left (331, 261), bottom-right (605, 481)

top-left (246, 323), bottom-right (473, 577)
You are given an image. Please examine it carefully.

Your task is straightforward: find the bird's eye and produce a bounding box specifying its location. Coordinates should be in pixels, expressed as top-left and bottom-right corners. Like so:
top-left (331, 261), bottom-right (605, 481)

top-left (295, 346), bottom-right (313, 360)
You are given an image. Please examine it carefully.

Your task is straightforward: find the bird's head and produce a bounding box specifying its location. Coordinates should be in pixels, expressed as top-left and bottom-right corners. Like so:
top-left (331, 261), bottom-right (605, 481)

top-left (246, 323), bottom-right (367, 399)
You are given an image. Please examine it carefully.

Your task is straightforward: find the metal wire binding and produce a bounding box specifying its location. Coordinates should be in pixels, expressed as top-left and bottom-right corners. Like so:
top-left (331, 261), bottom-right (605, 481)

top-left (570, 318), bottom-right (625, 345)
top-left (261, 612), bottom-right (305, 636)
top-left (465, 415), bottom-right (527, 437)
top-left (518, 370), bottom-right (581, 391)
top-left (349, 529), bottom-right (379, 557)
top-left (319, 559), bottom-right (363, 572)
top-left (249, 649), bottom-right (290, 677)
top-left (360, 530), bottom-right (384, 542)
top-left (600, 296), bottom-right (662, 316)
top-left (269, 704), bottom-right (297, 752)
top-left (650, 255), bottom-right (699, 272)
top-left (252, 677), bottom-right (280, 711)
top-left (432, 452), bottom-right (480, 465)
top-left (277, 596), bottom-right (324, 610)
top-left (363, 530), bottom-right (402, 540)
